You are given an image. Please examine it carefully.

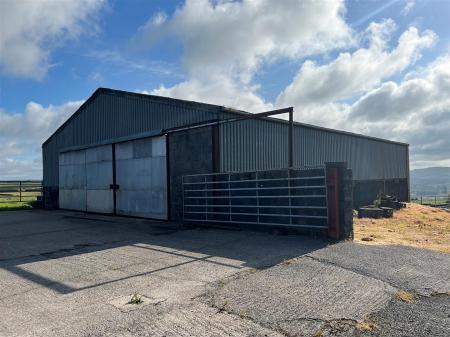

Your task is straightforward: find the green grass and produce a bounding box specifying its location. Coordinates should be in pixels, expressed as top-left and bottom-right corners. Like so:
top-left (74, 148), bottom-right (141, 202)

top-left (0, 201), bottom-right (39, 211)
top-left (129, 293), bottom-right (143, 305)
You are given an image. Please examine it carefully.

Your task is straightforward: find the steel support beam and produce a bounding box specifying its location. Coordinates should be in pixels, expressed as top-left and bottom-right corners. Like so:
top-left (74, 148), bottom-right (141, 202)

top-left (164, 107), bottom-right (294, 133)
top-left (163, 106), bottom-right (295, 168)
top-left (288, 108), bottom-right (293, 168)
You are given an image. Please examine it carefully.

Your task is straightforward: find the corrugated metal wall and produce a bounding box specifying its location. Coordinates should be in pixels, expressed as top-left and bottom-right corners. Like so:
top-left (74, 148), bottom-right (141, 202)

top-left (43, 90), bottom-right (409, 187)
top-left (293, 126), bottom-right (409, 180)
top-left (43, 92), bottom-right (219, 186)
top-left (219, 118), bottom-right (288, 172)
top-left (219, 120), bottom-right (408, 180)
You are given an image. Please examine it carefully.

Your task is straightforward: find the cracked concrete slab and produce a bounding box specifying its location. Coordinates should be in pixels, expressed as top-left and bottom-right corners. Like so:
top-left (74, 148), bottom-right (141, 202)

top-left (1, 210), bottom-right (449, 337)
top-left (0, 210), bottom-right (321, 337)
top-left (76, 302), bottom-right (285, 337)
top-left (209, 256), bottom-right (397, 335)
top-left (308, 242), bottom-right (450, 295)
top-left (277, 319), bottom-right (359, 337)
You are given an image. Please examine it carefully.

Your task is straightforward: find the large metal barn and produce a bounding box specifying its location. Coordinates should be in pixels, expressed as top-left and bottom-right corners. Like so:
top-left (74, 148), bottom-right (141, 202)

top-left (42, 88), bottom-right (409, 236)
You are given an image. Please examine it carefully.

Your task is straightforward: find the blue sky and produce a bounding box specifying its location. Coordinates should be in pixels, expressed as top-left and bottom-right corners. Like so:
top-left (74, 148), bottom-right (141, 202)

top-left (1, 0), bottom-right (450, 179)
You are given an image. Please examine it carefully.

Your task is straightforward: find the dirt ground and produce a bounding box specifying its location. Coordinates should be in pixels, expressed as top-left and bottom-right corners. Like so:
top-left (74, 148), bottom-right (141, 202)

top-left (354, 203), bottom-right (450, 254)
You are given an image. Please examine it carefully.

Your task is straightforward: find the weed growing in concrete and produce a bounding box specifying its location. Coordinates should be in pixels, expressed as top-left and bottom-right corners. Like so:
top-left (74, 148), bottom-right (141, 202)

top-left (129, 293), bottom-right (143, 305)
top-left (218, 300), bottom-right (229, 313)
top-left (239, 309), bottom-right (247, 319)
top-left (313, 329), bottom-right (323, 337)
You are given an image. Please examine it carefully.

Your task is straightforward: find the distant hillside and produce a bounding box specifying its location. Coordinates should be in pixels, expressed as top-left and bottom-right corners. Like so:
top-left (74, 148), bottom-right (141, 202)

top-left (410, 167), bottom-right (450, 196)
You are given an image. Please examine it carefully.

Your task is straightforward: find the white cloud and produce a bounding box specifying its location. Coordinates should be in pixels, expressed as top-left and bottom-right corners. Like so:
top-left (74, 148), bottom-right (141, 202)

top-left (139, 11), bottom-right (168, 31)
top-left (140, 0), bottom-right (353, 111)
top-left (141, 0), bottom-right (353, 79)
top-left (0, 158), bottom-right (43, 181)
top-left (274, 53), bottom-right (450, 169)
top-left (151, 74), bottom-right (273, 112)
top-left (0, 0), bottom-right (105, 79)
top-left (86, 49), bottom-right (180, 77)
top-left (139, 2), bottom-right (447, 168)
top-left (347, 55), bottom-right (450, 168)
top-left (0, 101), bottom-right (83, 179)
top-left (402, 0), bottom-right (415, 16)
top-left (89, 71), bottom-right (104, 83)
top-left (277, 20), bottom-right (436, 113)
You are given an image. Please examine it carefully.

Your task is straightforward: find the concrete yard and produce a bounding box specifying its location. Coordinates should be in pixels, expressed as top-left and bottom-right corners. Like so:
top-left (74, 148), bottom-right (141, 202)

top-left (0, 210), bottom-right (449, 337)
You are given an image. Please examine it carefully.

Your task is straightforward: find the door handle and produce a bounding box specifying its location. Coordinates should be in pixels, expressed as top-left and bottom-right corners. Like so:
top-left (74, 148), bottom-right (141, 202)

top-left (109, 184), bottom-right (120, 190)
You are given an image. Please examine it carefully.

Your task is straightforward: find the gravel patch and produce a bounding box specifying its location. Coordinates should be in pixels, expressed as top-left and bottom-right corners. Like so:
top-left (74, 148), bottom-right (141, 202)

top-left (367, 294), bottom-right (450, 337)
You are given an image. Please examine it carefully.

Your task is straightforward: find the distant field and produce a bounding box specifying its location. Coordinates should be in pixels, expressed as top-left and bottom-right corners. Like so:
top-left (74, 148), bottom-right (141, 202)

top-left (354, 203), bottom-right (450, 254)
top-left (0, 181), bottom-right (42, 203)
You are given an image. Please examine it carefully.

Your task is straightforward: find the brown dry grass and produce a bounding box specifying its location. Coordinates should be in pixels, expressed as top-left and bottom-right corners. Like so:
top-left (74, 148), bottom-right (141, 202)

top-left (354, 203), bottom-right (450, 254)
top-left (395, 290), bottom-right (415, 303)
top-left (355, 320), bottom-right (378, 332)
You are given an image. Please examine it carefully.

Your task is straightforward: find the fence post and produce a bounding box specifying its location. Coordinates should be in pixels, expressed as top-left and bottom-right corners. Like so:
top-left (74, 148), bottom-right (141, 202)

top-left (228, 173), bottom-right (231, 223)
top-left (326, 162), bottom-right (353, 240)
top-left (326, 167), bottom-right (340, 239)
top-left (182, 175), bottom-right (185, 226)
top-left (256, 171), bottom-right (260, 225)
top-left (204, 176), bottom-right (208, 221)
top-left (19, 181), bottom-right (22, 202)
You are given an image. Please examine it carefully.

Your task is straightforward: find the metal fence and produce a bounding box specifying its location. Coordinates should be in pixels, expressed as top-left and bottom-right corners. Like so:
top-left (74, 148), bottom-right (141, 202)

top-left (412, 195), bottom-right (450, 208)
top-left (0, 181), bottom-right (42, 203)
top-left (182, 167), bottom-right (328, 230)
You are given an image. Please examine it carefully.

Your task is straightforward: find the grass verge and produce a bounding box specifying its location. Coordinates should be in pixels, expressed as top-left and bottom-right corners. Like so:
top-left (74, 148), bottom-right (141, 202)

top-left (0, 201), bottom-right (38, 211)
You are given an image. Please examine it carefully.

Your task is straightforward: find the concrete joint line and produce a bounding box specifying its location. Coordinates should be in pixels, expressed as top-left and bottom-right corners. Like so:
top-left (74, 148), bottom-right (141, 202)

top-left (0, 239), bottom-right (130, 264)
top-left (0, 226), bottom-right (91, 240)
top-left (304, 254), bottom-right (450, 297)
top-left (304, 254), bottom-right (400, 292)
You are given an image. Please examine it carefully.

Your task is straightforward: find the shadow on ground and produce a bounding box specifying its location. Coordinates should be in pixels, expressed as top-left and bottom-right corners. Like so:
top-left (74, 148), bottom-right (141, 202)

top-left (0, 209), bottom-right (326, 296)
top-left (1, 210), bottom-right (448, 337)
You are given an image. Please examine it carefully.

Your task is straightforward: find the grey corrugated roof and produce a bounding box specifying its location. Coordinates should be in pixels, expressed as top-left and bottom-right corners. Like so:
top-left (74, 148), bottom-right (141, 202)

top-left (42, 87), bottom-right (409, 147)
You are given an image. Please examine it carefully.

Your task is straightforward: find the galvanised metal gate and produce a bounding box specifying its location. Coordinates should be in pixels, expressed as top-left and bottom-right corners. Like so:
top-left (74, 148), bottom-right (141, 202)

top-left (182, 167), bottom-right (328, 230)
